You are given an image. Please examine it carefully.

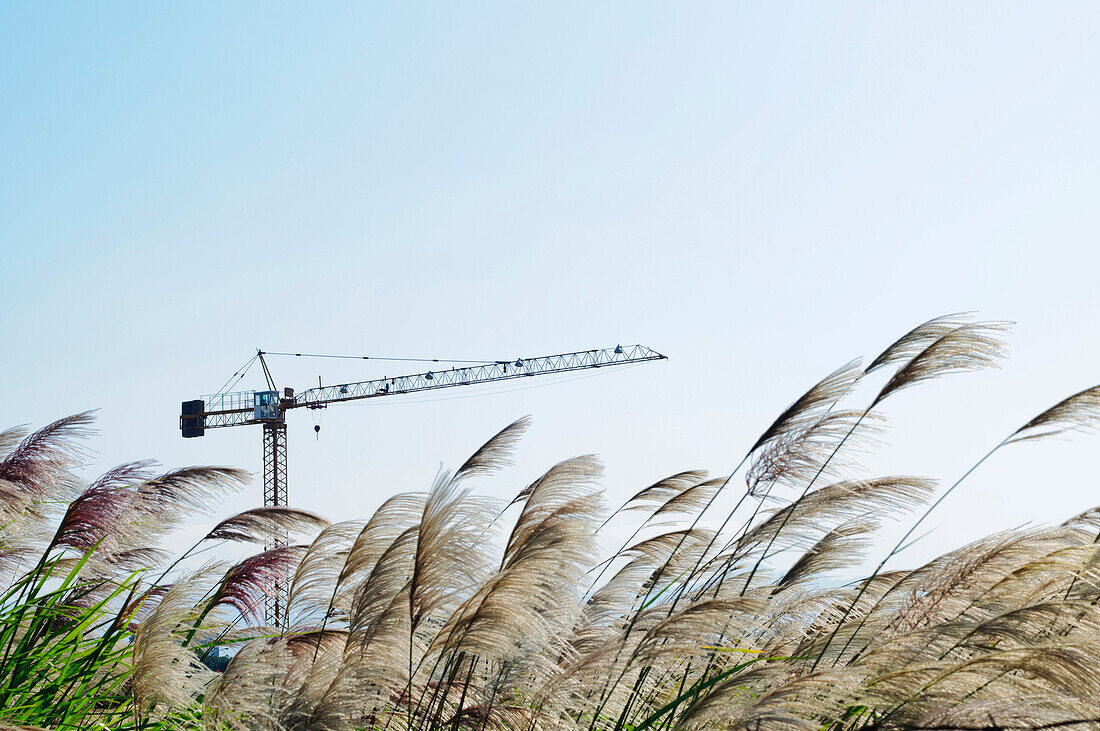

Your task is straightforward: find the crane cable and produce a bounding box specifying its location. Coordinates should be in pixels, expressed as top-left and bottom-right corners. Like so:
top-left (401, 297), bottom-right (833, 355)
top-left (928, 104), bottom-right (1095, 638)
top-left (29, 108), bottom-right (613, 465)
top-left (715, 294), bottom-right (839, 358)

top-left (212, 350), bottom-right (634, 403)
top-left (260, 351), bottom-right (504, 365)
top-left (210, 354), bottom-right (259, 398)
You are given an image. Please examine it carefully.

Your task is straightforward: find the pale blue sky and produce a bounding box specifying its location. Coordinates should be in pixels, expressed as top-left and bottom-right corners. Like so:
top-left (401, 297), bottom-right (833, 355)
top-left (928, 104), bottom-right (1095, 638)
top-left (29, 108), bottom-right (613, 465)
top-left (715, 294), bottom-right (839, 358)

top-left (4, 3), bottom-right (1100, 564)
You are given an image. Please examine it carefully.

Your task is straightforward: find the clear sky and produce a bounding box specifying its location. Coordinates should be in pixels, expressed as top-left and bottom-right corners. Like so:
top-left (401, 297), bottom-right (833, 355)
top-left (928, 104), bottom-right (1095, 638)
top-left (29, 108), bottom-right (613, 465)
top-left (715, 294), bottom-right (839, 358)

top-left (4, 3), bottom-right (1100, 566)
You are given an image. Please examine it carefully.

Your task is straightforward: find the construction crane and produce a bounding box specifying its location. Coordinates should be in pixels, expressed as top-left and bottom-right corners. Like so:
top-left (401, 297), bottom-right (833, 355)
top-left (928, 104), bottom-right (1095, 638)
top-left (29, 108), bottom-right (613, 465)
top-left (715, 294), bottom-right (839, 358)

top-left (180, 344), bottom-right (666, 626)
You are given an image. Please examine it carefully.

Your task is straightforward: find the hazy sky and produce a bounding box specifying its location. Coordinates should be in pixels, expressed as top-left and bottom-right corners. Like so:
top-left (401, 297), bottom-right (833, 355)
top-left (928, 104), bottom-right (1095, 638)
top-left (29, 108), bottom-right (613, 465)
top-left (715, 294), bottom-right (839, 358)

top-left (4, 3), bottom-right (1100, 566)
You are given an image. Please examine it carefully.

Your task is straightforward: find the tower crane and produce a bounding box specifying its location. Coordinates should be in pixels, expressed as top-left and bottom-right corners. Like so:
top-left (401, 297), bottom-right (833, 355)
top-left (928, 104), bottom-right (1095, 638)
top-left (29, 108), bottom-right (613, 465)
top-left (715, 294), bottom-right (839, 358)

top-left (180, 344), bottom-right (666, 625)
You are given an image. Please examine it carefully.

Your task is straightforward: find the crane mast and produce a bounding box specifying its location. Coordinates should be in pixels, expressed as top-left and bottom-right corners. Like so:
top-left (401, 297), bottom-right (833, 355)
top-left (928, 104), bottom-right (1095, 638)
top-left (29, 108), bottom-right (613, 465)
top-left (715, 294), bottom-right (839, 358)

top-left (180, 344), bottom-right (665, 626)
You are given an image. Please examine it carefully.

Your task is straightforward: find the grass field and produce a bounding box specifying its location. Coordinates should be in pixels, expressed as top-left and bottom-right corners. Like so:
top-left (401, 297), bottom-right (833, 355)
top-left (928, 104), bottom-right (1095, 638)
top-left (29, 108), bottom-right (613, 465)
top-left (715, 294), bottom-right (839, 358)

top-left (5, 315), bottom-right (1100, 730)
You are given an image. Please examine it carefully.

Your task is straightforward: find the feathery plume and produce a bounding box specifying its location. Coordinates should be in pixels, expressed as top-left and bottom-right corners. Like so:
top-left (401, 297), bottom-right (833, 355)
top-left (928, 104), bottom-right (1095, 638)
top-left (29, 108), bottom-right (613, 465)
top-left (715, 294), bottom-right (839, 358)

top-left (205, 632), bottom-right (291, 731)
top-left (135, 465), bottom-right (249, 518)
top-left (287, 520), bottom-right (363, 622)
top-left (873, 322), bottom-right (1011, 406)
top-left (50, 461), bottom-right (156, 553)
top-left (776, 519), bottom-right (875, 591)
top-left (865, 312), bottom-right (974, 375)
top-left (651, 477), bottom-right (725, 519)
top-left (1009, 384), bottom-right (1100, 444)
top-left (348, 525), bottom-right (419, 639)
top-left (0, 411), bottom-right (94, 495)
top-left (615, 470), bottom-right (711, 516)
top-left (746, 410), bottom-right (883, 496)
top-left (502, 456), bottom-right (602, 568)
top-left (741, 476), bottom-right (937, 555)
top-left (454, 415), bottom-right (531, 482)
top-left (334, 492), bottom-right (426, 614)
top-left (51, 462), bottom-right (248, 562)
top-left (435, 485), bottom-right (602, 664)
top-left (0, 426), bottom-right (29, 458)
top-left (0, 413), bottom-right (95, 552)
top-left (409, 471), bottom-right (498, 632)
top-left (205, 506), bottom-right (329, 544)
top-left (623, 528), bottom-right (717, 571)
top-left (213, 545), bottom-right (307, 624)
top-left (751, 359), bottom-right (863, 453)
top-left (131, 570), bottom-right (219, 716)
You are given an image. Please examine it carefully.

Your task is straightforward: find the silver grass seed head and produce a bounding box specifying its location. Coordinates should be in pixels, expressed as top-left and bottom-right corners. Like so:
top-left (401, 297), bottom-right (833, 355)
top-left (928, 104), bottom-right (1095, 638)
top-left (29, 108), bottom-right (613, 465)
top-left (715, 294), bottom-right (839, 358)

top-left (1009, 384), bottom-right (1100, 445)
top-left (865, 312), bottom-right (975, 376)
top-left (651, 477), bottom-right (725, 519)
top-left (0, 411), bottom-right (96, 496)
top-left (132, 568), bottom-right (222, 715)
top-left (336, 491), bottom-right (426, 591)
top-left (618, 470), bottom-right (710, 515)
top-left (776, 519), bottom-right (876, 591)
top-left (746, 409), bottom-right (885, 497)
top-left (454, 415), bottom-right (531, 482)
top-left (214, 544), bottom-right (308, 624)
top-left (873, 321), bottom-right (1012, 407)
top-left (752, 359), bottom-right (863, 454)
top-left (205, 506), bottom-right (330, 544)
top-left (286, 519), bottom-right (364, 620)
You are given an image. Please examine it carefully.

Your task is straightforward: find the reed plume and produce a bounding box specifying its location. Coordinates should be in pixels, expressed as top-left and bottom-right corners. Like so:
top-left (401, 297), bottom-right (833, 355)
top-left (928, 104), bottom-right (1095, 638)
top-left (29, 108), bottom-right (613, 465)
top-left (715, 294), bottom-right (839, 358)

top-left (873, 322), bottom-right (1012, 406)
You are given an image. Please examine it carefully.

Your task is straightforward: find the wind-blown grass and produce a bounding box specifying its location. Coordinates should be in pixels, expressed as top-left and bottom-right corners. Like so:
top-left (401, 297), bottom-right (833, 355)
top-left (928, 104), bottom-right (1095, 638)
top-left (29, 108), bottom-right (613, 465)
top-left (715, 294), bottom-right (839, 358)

top-left (6, 315), bottom-right (1100, 729)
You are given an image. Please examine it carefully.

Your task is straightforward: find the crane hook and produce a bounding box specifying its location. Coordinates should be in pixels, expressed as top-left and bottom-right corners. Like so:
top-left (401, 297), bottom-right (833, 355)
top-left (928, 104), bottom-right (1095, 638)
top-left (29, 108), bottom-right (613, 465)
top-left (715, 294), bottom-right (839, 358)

top-left (314, 424), bottom-right (321, 440)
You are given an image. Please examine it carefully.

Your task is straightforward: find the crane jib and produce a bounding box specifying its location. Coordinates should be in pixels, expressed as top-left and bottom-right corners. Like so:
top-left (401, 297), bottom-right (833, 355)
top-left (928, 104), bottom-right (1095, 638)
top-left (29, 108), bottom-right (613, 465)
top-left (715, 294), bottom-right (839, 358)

top-left (180, 345), bottom-right (665, 434)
